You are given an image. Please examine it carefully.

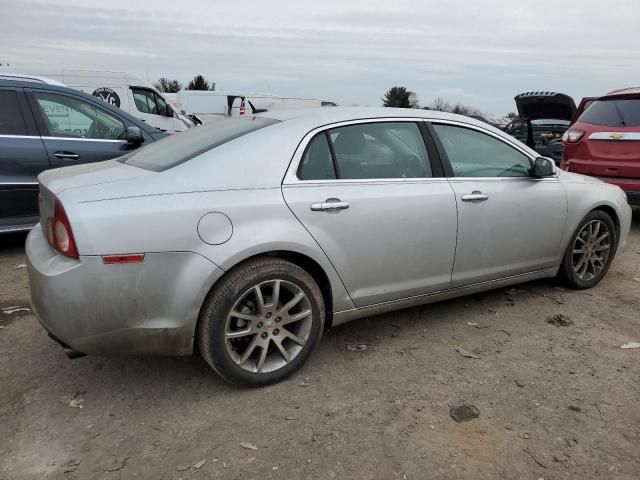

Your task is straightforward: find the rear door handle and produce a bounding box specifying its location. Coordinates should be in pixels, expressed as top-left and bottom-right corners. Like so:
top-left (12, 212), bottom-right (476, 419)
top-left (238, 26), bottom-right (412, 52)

top-left (310, 199), bottom-right (350, 212)
top-left (461, 191), bottom-right (489, 202)
top-left (53, 151), bottom-right (80, 160)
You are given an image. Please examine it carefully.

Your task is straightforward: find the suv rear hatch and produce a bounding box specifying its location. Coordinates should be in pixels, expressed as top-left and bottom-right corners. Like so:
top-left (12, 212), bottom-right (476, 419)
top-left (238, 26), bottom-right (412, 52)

top-left (563, 93), bottom-right (640, 181)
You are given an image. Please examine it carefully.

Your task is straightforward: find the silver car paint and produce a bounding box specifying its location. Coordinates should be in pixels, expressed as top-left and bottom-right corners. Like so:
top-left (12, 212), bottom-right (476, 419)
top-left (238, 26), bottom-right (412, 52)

top-left (27, 108), bottom-right (632, 356)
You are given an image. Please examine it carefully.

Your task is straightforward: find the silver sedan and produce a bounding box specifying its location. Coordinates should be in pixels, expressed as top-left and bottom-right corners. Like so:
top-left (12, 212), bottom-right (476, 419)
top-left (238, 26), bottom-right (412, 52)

top-left (26, 108), bottom-right (632, 386)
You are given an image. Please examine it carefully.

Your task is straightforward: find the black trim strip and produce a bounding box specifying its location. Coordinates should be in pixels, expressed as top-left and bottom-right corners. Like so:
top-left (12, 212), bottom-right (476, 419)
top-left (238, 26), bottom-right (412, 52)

top-left (324, 130), bottom-right (341, 179)
top-left (425, 121), bottom-right (454, 177)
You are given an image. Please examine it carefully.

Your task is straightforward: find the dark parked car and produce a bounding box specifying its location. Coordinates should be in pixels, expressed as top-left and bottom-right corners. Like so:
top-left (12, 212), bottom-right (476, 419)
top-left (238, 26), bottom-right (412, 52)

top-left (0, 78), bottom-right (167, 233)
top-left (505, 91), bottom-right (577, 165)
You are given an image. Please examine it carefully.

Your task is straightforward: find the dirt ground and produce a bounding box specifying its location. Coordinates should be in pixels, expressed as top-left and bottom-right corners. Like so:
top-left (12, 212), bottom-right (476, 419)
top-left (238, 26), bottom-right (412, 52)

top-left (1, 211), bottom-right (639, 480)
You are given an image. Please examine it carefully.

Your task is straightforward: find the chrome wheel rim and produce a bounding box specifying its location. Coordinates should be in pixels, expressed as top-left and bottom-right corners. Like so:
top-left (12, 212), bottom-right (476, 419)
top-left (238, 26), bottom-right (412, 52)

top-left (225, 279), bottom-right (313, 373)
top-left (572, 219), bottom-right (611, 281)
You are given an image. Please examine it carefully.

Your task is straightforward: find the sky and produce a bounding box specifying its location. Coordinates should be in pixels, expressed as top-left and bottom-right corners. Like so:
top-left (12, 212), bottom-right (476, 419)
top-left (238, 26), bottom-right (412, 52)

top-left (1, 0), bottom-right (639, 115)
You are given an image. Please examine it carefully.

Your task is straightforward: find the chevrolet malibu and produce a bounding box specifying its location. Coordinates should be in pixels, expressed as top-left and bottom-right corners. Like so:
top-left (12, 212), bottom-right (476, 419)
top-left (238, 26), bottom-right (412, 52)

top-left (26, 108), bottom-right (632, 386)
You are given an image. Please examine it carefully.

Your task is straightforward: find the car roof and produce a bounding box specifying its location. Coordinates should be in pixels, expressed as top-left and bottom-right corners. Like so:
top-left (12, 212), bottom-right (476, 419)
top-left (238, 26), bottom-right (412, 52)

top-left (262, 106), bottom-right (489, 127)
top-left (0, 73), bottom-right (66, 86)
top-left (0, 78), bottom-right (158, 134)
top-left (606, 87), bottom-right (640, 96)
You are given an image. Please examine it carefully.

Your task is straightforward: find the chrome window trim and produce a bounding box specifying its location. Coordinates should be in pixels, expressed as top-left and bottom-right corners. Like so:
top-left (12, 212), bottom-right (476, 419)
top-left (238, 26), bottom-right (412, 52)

top-left (589, 132), bottom-right (640, 141)
top-left (0, 134), bottom-right (39, 140)
top-left (0, 134), bottom-right (126, 143)
top-left (41, 136), bottom-right (126, 143)
top-left (283, 117), bottom-right (543, 185)
top-left (0, 181), bottom-right (39, 185)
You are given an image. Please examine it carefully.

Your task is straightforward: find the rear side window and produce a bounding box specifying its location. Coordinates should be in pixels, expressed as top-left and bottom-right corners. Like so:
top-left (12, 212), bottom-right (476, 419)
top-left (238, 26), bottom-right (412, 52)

top-left (121, 117), bottom-right (279, 172)
top-left (578, 98), bottom-right (640, 127)
top-left (0, 90), bottom-right (27, 135)
top-left (298, 122), bottom-right (431, 180)
top-left (298, 133), bottom-right (336, 180)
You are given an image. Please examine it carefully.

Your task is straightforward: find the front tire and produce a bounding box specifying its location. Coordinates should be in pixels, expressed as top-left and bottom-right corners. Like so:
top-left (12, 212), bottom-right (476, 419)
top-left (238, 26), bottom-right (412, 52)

top-left (198, 257), bottom-right (325, 387)
top-left (559, 210), bottom-right (617, 289)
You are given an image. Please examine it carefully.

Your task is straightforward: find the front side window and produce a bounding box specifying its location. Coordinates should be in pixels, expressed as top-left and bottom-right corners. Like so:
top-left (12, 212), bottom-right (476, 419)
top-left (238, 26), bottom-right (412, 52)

top-left (433, 124), bottom-right (532, 178)
top-left (298, 122), bottom-right (431, 180)
top-left (132, 88), bottom-right (168, 116)
top-left (33, 92), bottom-right (126, 140)
top-left (0, 90), bottom-right (27, 135)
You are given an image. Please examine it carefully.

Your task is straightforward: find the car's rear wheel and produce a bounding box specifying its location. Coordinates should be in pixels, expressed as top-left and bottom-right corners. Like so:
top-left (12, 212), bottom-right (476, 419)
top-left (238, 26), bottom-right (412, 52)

top-left (198, 257), bottom-right (325, 386)
top-left (559, 210), bottom-right (617, 289)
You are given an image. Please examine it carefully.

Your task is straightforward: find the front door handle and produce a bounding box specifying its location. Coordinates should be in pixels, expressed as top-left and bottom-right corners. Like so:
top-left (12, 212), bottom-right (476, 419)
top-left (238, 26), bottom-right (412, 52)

top-left (310, 199), bottom-right (350, 212)
top-left (53, 151), bottom-right (80, 160)
top-left (461, 191), bottom-right (489, 202)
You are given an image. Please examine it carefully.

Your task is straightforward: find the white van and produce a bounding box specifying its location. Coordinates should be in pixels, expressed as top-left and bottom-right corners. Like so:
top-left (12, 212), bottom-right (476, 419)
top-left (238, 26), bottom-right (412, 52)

top-left (0, 69), bottom-right (194, 132)
top-left (175, 90), bottom-right (338, 124)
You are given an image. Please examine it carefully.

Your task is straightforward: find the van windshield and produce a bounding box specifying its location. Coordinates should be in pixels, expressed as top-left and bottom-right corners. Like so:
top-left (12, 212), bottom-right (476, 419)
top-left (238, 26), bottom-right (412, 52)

top-left (121, 117), bottom-right (279, 171)
top-left (578, 97), bottom-right (640, 127)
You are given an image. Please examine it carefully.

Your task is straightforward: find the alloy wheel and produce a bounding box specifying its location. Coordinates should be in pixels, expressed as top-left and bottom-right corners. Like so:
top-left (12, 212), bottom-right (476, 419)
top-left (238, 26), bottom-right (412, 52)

top-left (224, 279), bottom-right (313, 373)
top-left (571, 219), bottom-right (611, 281)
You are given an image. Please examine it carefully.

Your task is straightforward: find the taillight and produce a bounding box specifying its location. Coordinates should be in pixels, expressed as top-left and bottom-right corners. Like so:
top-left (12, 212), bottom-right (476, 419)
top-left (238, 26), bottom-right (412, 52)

top-left (239, 100), bottom-right (246, 116)
top-left (562, 129), bottom-right (585, 143)
top-left (47, 200), bottom-right (79, 259)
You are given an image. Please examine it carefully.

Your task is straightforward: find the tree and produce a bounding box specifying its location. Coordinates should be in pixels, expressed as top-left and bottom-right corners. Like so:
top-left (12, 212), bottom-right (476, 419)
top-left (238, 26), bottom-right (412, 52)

top-left (154, 77), bottom-right (182, 93)
top-left (506, 112), bottom-right (518, 118)
top-left (187, 75), bottom-right (214, 91)
top-left (382, 86), bottom-right (418, 108)
top-left (425, 97), bottom-right (483, 116)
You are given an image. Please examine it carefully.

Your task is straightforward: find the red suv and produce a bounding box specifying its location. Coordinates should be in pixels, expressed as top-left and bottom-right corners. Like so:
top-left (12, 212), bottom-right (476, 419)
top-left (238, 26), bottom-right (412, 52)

top-left (561, 88), bottom-right (640, 204)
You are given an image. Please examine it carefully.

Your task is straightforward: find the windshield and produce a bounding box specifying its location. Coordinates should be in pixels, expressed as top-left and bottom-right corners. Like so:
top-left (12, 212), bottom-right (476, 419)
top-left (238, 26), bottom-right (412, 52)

top-left (577, 97), bottom-right (640, 127)
top-left (121, 117), bottom-right (279, 171)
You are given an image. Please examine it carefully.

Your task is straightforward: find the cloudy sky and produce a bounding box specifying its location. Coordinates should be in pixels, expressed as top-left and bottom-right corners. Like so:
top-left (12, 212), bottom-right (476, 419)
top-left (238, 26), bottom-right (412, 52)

top-left (1, 0), bottom-right (638, 114)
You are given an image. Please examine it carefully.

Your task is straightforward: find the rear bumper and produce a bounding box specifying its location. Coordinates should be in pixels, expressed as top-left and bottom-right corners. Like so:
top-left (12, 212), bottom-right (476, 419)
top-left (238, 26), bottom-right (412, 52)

top-left (26, 226), bottom-right (224, 356)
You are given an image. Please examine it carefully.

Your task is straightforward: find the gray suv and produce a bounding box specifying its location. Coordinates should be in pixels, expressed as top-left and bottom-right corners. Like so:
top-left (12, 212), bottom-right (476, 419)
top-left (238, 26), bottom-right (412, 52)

top-left (0, 78), bottom-right (167, 233)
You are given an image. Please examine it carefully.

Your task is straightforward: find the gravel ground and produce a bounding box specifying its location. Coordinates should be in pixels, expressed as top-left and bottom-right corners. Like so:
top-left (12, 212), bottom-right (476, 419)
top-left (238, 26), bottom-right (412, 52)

top-left (1, 210), bottom-right (639, 480)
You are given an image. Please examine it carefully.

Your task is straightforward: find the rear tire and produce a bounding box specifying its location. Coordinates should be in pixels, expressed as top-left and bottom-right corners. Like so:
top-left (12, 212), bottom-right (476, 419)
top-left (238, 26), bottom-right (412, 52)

top-left (559, 210), bottom-right (617, 289)
top-left (198, 257), bottom-right (325, 387)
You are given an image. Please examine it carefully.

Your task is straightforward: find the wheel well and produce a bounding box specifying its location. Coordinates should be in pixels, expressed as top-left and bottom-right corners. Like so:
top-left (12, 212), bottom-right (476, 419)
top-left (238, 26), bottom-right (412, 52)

top-left (593, 205), bottom-right (620, 237)
top-left (258, 251), bottom-right (334, 329)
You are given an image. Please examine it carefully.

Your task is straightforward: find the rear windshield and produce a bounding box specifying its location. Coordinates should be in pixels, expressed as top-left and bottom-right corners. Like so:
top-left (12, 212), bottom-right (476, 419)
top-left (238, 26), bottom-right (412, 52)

top-left (577, 98), bottom-right (640, 127)
top-left (121, 117), bottom-right (279, 171)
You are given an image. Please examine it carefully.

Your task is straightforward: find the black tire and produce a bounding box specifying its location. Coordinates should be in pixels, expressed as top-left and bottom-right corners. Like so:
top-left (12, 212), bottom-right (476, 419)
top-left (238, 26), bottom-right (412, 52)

top-left (559, 210), bottom-right (617, 289)
top-left (197, 256), bottom-right (325, 387)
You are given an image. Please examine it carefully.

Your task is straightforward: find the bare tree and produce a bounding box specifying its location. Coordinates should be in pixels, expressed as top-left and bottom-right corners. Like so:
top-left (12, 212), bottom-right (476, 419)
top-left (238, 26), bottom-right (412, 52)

top-left (154, 78), bottom-right (183, 93)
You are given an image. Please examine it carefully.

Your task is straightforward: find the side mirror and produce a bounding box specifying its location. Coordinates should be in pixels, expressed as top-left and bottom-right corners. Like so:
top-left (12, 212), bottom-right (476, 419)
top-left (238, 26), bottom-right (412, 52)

top-left (126, 126), bottom-right (144, 145)
top-left (532, 157), bottom-right (555, 177)
top-left (164, 106), bottom-right (175, 118)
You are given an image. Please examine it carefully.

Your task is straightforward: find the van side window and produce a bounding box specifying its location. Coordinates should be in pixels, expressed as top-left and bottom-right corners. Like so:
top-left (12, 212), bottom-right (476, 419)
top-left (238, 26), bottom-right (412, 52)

top-left (33, 92), bottom-right (127, 140)
top-left (0, 91), bottom-right (27, 135)
top-left (131, 88), bottom-right (168, 116)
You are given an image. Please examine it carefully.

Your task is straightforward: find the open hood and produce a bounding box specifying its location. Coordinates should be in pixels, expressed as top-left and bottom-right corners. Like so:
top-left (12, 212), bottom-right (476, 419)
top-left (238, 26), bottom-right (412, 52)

top-left (514, 91), bottom-right (577, 121)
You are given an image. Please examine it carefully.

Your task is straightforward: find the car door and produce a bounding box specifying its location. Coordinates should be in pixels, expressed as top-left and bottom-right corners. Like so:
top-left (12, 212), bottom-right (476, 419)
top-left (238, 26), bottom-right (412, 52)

top-left (129, 87), bottom-right (176, 132)
top-left (27, 89), bottom-right (139, 169)
top-left (0, 87), bottom-right (50, 229)
top-left (430, 121), bottom-right (567, 287)
top-left (282, 120), bottom-right (458, 308)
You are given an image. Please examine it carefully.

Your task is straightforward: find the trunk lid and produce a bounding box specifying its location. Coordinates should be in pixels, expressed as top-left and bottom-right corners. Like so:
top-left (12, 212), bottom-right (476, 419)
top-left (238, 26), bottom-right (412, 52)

top-left (38, 159), bottom-right (152, 196)
top-left (515, 91), bottom-right (577, 121)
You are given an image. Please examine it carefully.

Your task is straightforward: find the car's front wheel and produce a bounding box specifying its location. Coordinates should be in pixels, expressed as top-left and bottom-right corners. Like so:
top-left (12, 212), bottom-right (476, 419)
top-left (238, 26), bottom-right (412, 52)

top-left (559, 210), bottom-right (617, 289)
top-left (198, 257), bottom-right (325, 386)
